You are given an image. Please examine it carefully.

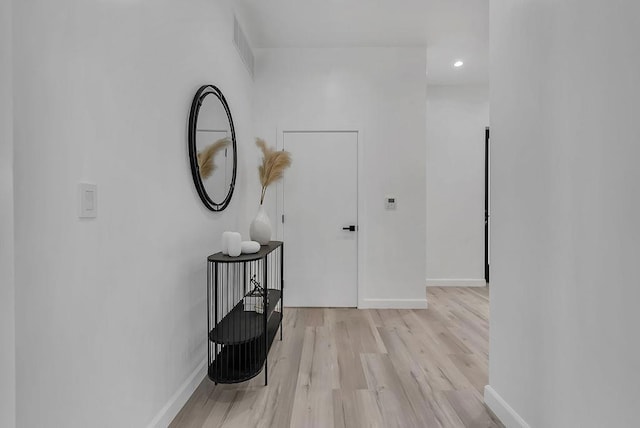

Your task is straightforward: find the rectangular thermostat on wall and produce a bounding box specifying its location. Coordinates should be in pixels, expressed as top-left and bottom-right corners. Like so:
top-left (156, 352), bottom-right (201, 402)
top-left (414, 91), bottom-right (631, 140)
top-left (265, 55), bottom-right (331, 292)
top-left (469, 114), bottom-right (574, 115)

top-left (385, 196), bottom-right (397, 210)
top-left (78, 183), bottom-right (97, 218)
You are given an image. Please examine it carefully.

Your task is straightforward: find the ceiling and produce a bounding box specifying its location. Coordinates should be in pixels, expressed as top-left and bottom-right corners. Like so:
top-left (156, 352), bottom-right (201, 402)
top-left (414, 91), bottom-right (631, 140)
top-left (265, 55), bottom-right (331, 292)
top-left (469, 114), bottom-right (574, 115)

top-left (234, 0), bottom-right (489, 85)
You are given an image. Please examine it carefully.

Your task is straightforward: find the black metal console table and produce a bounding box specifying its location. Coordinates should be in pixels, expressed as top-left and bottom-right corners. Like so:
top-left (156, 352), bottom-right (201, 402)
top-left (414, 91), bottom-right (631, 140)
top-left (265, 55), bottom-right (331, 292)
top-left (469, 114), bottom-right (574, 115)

top-left (207, 241), bottom-right (283, 385)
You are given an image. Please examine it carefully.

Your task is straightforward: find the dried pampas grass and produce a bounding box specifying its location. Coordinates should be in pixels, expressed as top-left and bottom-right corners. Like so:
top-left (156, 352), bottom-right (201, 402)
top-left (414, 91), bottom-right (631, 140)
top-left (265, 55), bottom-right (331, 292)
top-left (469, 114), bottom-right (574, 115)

top-left (197, 138), bottom-right (230, 179)
top-left (256, 138), bottom-right (292, 204)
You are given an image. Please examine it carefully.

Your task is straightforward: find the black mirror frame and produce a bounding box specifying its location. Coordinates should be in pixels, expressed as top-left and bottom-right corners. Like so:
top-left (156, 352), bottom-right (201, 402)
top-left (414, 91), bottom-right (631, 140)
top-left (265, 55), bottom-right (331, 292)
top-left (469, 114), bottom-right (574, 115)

top-left (188, 85), bottom-right (237, 212)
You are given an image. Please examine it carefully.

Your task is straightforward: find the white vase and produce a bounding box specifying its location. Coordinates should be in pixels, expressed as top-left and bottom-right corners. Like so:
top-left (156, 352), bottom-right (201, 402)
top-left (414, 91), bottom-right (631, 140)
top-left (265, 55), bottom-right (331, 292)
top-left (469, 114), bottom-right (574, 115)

top-left (250, 205), bottom-right (271, 245)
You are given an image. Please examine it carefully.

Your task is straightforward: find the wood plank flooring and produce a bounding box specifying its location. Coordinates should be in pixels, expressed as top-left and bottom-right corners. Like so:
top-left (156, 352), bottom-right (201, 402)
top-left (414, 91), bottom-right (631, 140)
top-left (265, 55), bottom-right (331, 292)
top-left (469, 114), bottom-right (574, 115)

top-left (170, 287), bottom-right (502, 428)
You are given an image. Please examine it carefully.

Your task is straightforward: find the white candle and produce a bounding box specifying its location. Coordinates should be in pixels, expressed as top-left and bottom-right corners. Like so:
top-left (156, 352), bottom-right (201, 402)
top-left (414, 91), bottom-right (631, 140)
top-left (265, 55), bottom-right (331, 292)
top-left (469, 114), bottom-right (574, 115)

top-left (221, 231), bottom-right (234, 255)
top-left (227, 232), bottom-right (242, 257)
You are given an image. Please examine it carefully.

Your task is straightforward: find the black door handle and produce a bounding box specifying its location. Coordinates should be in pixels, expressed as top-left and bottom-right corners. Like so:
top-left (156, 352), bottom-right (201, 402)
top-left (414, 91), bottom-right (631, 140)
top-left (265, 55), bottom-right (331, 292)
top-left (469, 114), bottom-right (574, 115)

top-left (342, 225), bottom-right (357, 232)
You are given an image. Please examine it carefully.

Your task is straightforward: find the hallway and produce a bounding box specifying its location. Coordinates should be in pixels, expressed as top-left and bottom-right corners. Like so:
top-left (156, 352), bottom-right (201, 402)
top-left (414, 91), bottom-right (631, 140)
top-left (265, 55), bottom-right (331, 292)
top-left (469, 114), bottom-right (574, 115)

top-left (171, 288), bottom-right (501, 428)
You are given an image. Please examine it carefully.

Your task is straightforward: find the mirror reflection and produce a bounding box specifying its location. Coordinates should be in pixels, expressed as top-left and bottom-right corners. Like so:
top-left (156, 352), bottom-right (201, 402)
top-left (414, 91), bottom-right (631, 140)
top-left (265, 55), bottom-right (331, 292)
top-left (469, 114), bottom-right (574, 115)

top-left (196, 94), bottom-right (234, 204)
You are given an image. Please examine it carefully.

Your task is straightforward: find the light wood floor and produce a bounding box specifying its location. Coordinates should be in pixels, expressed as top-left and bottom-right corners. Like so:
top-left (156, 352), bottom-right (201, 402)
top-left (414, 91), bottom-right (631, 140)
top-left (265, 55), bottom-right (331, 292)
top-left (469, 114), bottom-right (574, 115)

top-left (170, 287), bottom-right (502, 428)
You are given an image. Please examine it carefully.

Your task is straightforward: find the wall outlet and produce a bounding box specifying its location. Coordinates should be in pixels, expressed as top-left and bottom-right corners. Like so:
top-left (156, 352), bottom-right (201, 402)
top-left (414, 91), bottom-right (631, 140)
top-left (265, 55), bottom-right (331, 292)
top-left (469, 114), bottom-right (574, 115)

top-left (385, 196), bottom-right (397, 210)
top-left (79, 183), bottom-right (97, 218)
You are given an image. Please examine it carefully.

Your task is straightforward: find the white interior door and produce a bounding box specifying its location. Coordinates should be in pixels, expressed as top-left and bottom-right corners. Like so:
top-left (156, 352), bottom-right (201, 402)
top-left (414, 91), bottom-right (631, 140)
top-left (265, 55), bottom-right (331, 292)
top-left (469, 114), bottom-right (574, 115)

top-left (282, 131), bottom-right (358, 307)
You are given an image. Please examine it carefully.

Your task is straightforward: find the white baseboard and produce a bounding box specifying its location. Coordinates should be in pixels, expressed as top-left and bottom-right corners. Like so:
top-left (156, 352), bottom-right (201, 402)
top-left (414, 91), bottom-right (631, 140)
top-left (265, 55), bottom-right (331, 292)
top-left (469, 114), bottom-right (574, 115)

top-left (146, 359), bottom-right (207, 428)
top-left (426, 278), bottom-right (487, 287)
top-left (360, 298), bottom-right (428, 309)
top-left (484, 385), bottom-right (530, 428)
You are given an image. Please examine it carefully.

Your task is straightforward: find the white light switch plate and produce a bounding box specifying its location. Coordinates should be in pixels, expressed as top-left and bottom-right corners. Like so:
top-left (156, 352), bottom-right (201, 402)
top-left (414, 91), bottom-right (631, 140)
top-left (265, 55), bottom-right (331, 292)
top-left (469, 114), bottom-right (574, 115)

top-left (385, 195), bottom-right (397, 210)
top-left (79, 183), bottom-right (97, 218)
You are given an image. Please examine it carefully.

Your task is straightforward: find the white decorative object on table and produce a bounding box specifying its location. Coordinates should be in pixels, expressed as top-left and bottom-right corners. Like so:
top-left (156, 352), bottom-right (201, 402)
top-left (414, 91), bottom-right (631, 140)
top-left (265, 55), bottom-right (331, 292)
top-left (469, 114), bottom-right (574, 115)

top-left (249, 206), bottom-right (271, 245)
top-left (250, 138), bottom-right (291, 246)
top-left (241, 241), bottom-right (261, 254)
top-left (227, 232), bottom-right (242, 257)
top-left (221, 231), bottom-right (234, 255)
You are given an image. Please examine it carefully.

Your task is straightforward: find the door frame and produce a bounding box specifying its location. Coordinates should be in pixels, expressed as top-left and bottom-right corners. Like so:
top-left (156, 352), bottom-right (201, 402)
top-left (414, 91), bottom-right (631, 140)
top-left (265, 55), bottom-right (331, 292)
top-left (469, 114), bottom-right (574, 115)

top-left (275, 128), bottom-right (364, 308)
top-left (485, 127), bottom-right (490, 284)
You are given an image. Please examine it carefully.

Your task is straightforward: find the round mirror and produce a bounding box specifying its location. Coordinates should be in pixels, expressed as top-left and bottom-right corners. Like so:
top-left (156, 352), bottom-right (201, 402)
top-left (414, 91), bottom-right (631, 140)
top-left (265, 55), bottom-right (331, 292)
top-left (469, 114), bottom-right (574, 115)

top-left (188, 85), bottom-right (237, 211)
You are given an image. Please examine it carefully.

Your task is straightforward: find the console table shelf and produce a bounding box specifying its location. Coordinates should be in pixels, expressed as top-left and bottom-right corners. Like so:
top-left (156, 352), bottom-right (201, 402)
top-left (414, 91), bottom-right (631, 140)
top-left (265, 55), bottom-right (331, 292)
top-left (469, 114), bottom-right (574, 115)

top-left (207, 312), bottom-right (282, 384)
top-left (208, 289), bottom-right (281, 345)
top-left (206, 241), bottom-right (283, 385)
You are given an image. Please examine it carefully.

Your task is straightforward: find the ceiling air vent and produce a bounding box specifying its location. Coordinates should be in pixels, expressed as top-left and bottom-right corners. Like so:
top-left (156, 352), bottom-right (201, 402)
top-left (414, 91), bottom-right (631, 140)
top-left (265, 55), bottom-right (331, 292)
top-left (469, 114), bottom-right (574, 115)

top-left (233, 15), bottom-right (254, 78)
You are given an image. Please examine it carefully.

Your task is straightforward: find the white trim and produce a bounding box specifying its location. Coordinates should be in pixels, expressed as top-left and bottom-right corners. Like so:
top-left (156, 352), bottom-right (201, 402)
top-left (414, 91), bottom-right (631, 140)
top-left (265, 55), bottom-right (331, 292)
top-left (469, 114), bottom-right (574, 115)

top-left (484, 385), bottom-right (531, 428)
top-left (276, 128), bottom-right (363, 309)
top-left (146, 359), bottom-right (207, 428)
top-left (426, 279), bottom-right (487, 287)
top-left (356, 130), bottom-right (365, 309)
top-left (360, 298), bottom-right (428, 309)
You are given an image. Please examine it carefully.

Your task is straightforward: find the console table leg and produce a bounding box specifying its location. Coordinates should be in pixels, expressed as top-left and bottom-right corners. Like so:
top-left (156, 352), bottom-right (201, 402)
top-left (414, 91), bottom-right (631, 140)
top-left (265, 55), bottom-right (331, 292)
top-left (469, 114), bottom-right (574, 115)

top-left (280, 244), bottom-right (284, 341)
top-left (264, 257), bottom-right (268, 386)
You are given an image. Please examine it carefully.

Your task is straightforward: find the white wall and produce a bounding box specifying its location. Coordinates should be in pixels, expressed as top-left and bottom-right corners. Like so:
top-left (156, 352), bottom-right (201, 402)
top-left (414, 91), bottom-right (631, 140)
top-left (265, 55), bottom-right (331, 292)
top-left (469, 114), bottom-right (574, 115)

top-left (0, 0), bottom-right (16, 426)
top-left (252, 48), bottom-right (427, 308)
top-left (487, 1), bottom-right (640, 427)
top-left (426, 84), bottom-right (488, 286)
top-left (12, 0), bottom-right (253, 426)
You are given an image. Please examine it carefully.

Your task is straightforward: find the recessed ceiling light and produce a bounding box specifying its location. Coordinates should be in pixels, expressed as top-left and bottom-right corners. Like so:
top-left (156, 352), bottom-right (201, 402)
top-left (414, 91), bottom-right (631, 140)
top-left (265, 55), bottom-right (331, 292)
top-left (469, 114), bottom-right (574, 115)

top-left (454, 60), bottom-right (464, 68)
